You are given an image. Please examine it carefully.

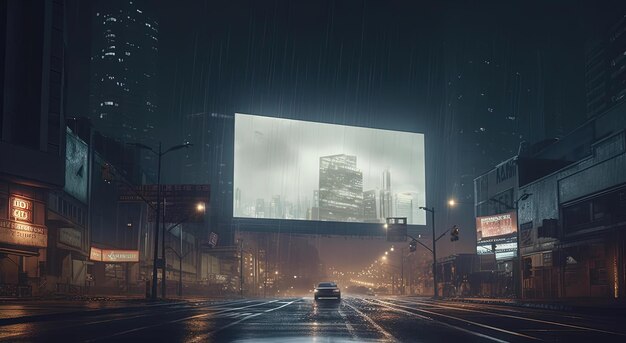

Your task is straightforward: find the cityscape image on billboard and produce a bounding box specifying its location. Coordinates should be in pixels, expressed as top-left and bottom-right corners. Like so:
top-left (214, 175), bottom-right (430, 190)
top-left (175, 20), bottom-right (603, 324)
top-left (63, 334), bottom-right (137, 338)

top-left (234, 113), bottom-right (426, 225)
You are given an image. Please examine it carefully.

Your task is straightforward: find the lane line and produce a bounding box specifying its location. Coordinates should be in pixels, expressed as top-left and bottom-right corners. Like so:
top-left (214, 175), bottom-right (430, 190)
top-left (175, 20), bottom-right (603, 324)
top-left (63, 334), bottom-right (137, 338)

top-left (399, 298), bottom-right (586, 320)
top-left (338, 305), bottom-right (359, 341)
top-left (392, 297), bottom-right (626, 337)
top-left (189, 299), bottom-right (300, 343)
top-left (83, 299), bottom-right (280, 342)
top-left (369, 298), bottom-right (533, 342)
top-left (343, 299), bottom-right (398, 343)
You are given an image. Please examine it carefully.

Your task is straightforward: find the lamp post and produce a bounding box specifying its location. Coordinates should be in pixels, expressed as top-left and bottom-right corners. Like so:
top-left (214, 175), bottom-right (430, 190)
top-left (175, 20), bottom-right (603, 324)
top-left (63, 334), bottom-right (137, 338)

top-left (418, 207), bottom-right (437, 298)
top-left (129, 142), bottom-right (192, 300)
top-left (489, 193), bottom-right (531, 299)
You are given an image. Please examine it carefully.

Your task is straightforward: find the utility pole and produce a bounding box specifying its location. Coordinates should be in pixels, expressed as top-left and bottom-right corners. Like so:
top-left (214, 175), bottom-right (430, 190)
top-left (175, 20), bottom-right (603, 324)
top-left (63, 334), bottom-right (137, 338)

top-left (151, 142), bottom-right (162, 300)
top-left (418, 207), bottom-right (439, 298)
top-left (401, 247), bottom-right (405, 295)
top-left (128, 141), bottom-right (192, 300)
top-left (240, 239), bottom-right (244, 297)
top-left (179, 226), bottom-right (183, 297)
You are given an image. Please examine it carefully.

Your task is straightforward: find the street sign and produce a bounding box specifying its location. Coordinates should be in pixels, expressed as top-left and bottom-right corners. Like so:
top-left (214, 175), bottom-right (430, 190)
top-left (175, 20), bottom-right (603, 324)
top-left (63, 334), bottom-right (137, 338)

top-left (119, 184), bottom-right (210, 223)
top-left (118, 184), bottom-right (210, 202)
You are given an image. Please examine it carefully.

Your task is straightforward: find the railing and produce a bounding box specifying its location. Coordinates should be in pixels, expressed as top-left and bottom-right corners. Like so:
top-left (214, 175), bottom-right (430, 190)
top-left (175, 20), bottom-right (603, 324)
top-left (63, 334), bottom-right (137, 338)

top-left (0, 283), bottom-right (32, 297)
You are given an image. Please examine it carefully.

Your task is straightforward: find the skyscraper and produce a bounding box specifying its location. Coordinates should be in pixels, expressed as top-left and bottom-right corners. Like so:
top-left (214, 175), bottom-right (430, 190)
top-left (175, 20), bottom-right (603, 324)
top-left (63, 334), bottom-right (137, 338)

top-left (380, 169), bottom-right (393, 221)
top-left (318, 154), bottom-right (363, 222)
top-left (394, 193), bottom-right (414, 224)
top-left (585, 15), bottom-right (626, 118)
top-left (88, 0), bottom-right (158, 171)
top-left (363, 189), bottom-right (381, 223)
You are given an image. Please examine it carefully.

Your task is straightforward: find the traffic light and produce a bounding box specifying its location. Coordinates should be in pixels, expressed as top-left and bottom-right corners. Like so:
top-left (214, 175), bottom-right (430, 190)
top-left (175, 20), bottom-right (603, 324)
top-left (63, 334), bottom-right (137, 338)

top-left (450, 225), bottom-right (460, 241)
top-left (409, 239), bottom-right (417, 252)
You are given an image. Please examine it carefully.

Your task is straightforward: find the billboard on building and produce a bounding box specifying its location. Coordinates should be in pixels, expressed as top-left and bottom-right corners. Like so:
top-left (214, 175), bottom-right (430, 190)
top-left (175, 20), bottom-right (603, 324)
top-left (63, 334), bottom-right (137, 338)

top-left (64, 128), bottom-right (89, 203)
top-left (233, 113), bottom-right (426, 225)
top-left (476, 212), bottom-right (517, 240)
top-left (90, 247), bottom-right (139, 262)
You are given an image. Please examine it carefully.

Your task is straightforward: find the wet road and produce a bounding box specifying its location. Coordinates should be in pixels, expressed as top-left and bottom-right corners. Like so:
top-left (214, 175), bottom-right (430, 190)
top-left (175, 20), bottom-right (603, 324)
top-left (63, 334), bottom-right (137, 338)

top-left (1, 296), bottom-right (625, 342)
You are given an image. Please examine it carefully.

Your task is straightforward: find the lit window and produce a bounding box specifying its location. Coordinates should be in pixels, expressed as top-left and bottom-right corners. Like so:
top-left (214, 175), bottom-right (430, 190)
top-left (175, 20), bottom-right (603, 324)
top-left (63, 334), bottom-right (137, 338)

top-left (137, 9), bottom-right (143, 13)
top-left (125, 51), bottom-right (131, 56)
top-left (104, 101), bottom-right (114, 106)
top-left (109, 45), bottom-right (116, 49)
top-left (104, 52), bottom-right (115, 56)
top-left (106, 17), bottom-right (117, 22)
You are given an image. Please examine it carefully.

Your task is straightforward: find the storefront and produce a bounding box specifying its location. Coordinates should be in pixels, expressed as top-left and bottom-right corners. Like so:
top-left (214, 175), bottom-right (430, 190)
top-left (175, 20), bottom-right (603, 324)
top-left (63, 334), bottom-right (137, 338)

top-left (88, 246), bottom-right (140, 293)
top-left (0, 185), bottom-right (49, 297)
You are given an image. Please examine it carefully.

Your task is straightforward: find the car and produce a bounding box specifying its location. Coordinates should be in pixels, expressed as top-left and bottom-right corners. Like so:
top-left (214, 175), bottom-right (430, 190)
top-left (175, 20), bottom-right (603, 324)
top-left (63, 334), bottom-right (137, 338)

top-left (314, 282), bottom-right (341, 300)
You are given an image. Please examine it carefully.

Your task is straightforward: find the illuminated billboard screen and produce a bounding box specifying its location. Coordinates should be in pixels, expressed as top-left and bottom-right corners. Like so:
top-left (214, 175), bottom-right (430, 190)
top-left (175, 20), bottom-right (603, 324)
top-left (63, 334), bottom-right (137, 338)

top-left (234, 113), bottom-right (426, 225)
top-left (476, 212), bottom-right (517, 241)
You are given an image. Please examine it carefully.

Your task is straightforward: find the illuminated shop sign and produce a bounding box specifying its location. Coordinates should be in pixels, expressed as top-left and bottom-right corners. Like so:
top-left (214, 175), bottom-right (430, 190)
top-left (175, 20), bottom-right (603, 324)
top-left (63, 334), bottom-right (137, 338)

top-left (0, 219), bottom-right (47, 247)
top-left (90, 247), bottom-right (102, 261)
top-left (476, 212), bottom-right (517, 241)
top-left (90, 247), bottom-right (138, 262)
top-left (9, 196), bottom-right (33, 223)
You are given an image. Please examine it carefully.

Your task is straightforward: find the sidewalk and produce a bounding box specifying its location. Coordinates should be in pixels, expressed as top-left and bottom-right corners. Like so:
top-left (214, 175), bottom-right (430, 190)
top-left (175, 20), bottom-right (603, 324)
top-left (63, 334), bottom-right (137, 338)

top-left (442, 296), bottom-right (626, 316)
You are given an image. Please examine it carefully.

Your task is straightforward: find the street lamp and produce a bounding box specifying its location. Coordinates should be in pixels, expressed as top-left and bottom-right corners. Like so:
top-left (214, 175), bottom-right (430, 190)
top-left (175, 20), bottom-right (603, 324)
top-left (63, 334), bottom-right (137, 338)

top-left (129, 141), bottom-right (192, 300)
top-left (418, 206), bottom-right (439, 298)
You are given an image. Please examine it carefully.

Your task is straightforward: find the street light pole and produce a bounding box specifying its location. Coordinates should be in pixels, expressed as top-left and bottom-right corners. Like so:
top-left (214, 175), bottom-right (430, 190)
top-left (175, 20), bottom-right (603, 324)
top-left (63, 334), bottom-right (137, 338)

top-left (419, 207), bottom-right (438, 298)
top-left (129, 141), bottom-right (192, 300)
top-left (151, 142), bottom-right (162, 301)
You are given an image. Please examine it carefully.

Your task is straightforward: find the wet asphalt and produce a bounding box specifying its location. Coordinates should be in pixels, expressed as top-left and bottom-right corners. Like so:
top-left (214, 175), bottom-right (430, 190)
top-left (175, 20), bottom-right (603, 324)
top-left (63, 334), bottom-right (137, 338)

top-left (1, 296), bottom-right (625, 342)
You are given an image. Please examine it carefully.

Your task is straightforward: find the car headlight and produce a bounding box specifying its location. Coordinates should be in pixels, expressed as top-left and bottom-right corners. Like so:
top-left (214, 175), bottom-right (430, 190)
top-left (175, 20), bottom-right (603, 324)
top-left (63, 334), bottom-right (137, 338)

top-left (314, 289), bottom-right (319, 293)
top-left (333, 289), bottom-right (340, 293)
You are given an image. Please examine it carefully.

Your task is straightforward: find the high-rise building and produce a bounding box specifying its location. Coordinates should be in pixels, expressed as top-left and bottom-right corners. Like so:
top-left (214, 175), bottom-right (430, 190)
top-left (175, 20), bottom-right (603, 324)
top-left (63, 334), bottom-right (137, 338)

top-left (255, 199), bottom-right (265, 218)
top-left (379, 169), bottom-right (393, 221)
top-left (1, 0), bottom-right (67, 294)
top-left (234, 188), bottom-right (242, 217)
top-left (585, 15), bottom-right (626, 118)
top-left (180, 112), bottom-right (234, 245)
top-left (363, 189), bottom-right (381, 223)
top-left (270, 195), bottom-right (283, 219)
top-left (394, 192), bottom-right (414, 224)
top-left (318, 154), bottom-right (363, 222)
top-left (88, 0), bottom-right (158, 172)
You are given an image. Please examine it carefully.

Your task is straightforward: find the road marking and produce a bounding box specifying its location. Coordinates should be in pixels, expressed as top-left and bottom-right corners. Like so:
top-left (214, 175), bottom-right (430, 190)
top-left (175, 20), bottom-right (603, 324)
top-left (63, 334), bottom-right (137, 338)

top-left (394, 297), bottom-right (626, 337)
top-left (83, 299), bottom-right (280, 342)
top-left (188, 299), bottom-right (300, 342)
top-left (370, 298), bottom-right (532, 342)
top-left (343, 300), bottom-right (398, 342)
top-left (338, 305), bottom-right (359, 341)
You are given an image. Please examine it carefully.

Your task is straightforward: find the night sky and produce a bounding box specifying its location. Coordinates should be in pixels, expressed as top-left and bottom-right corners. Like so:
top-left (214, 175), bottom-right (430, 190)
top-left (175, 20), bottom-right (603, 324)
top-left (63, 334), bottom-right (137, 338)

top-left (63, 0), bottom-right (626, 269)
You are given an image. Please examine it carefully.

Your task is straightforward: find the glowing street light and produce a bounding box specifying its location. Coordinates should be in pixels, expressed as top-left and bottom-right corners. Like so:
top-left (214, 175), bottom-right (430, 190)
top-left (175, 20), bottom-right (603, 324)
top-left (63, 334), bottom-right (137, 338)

top-left (448, 199), bottom-right (456, 207)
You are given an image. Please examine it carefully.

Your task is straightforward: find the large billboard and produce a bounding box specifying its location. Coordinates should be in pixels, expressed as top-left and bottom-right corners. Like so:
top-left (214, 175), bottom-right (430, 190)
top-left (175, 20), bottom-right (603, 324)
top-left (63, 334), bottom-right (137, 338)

top-left (476, 212), bottom-right (518, 261)
top-left (64, 128), bottom-right (89, 203)
top-left (476, 212), bottom-right (517, 240)
top-left (233, 113), bottom-right (426, 225)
